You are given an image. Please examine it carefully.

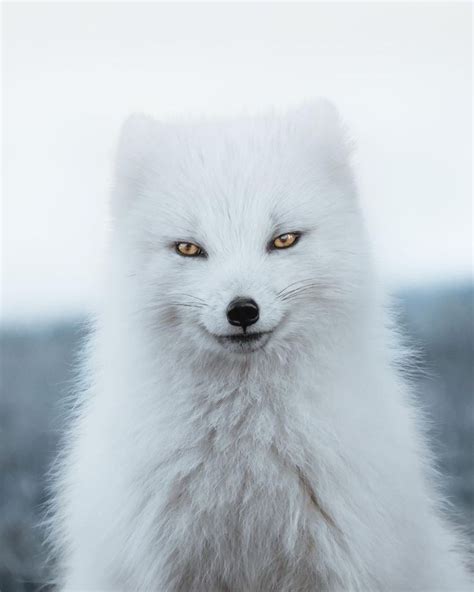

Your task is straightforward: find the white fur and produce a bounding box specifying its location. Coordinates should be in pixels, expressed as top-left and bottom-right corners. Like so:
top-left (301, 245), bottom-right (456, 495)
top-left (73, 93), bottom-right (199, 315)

top-left (50, 102), bottom-right (471, 591)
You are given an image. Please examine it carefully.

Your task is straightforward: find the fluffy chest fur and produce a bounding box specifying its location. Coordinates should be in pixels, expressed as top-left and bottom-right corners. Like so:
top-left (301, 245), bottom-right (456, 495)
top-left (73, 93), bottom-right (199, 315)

top-left (107, 379), bottom-right (371, 591)
top-left (77, 343), bottom-right (398, 592)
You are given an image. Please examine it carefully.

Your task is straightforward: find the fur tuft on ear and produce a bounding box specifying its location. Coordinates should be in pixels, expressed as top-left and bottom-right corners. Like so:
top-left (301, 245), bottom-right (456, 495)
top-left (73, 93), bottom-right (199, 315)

top-left (290, 99), bottom-right (354, 166)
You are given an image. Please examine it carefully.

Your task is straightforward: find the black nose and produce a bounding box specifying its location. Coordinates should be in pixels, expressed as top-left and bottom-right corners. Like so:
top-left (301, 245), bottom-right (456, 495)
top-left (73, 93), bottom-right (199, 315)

top-left (226, 297), bottom-right (259, 331)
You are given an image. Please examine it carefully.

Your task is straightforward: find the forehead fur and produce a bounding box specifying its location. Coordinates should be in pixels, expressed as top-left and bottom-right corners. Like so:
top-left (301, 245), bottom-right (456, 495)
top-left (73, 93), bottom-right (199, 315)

top-left (113, 100), bottom-right (354, 245)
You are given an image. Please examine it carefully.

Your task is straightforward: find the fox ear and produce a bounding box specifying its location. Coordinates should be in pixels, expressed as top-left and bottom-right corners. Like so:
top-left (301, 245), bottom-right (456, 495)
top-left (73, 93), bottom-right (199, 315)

top-left (292, 99), bottom-right (353, 166)
top-left (113, 113), bottom-right (159, 210)
top-left (115, 113), bottom-right (157, 183)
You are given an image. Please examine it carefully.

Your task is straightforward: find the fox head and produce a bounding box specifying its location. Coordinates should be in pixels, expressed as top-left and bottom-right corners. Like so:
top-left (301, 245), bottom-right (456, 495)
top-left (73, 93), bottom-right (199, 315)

top-left (111, 101), bottom-right (371, 361)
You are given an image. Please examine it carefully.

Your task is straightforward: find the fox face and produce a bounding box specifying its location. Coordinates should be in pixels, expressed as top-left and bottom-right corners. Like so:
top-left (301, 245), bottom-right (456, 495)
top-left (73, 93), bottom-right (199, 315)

top-left (113, 102), bottom-right (369, 358)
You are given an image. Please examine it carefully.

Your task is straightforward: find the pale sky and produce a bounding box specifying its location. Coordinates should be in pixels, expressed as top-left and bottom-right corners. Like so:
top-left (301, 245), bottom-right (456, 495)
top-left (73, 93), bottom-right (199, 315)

top-left (2, 2), bottom-right (472, 322)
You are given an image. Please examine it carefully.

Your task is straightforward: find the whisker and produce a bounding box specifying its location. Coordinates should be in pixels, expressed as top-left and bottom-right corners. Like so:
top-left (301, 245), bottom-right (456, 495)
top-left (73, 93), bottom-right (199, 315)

top-left (180, 293), bottom-right (207, 304)
top-left (276, 279), bottom-right (314, 297)
top-left (277, 279), bottom-right (318, 299)
top-left (281, 283), bottom-right (318, 295)
top-left (281, 287), bottom-right (318, 302)
top-left (281, 283), bottom-right (350, 303)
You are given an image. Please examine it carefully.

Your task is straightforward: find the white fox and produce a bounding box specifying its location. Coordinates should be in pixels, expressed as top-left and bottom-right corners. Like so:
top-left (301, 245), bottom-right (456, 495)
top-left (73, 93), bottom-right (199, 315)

top-left (50, 102), bottom-right (471, 591)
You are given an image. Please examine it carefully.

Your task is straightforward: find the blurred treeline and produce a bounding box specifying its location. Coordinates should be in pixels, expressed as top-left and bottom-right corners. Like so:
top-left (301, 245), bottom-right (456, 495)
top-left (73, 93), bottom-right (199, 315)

top-left (0, 284), bottom-right (473, 591)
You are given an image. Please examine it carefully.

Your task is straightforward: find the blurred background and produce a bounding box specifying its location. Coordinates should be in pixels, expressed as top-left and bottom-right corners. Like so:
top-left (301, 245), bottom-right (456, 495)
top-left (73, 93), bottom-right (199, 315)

top-left (2, 2), bottom-right (472, 590)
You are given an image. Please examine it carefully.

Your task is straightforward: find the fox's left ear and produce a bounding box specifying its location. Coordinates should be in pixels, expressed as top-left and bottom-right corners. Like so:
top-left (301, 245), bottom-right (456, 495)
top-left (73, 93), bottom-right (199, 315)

top-left (291, 99), bottom-right (354, 167)
top-left (112, 113), bottom-right (160, 210)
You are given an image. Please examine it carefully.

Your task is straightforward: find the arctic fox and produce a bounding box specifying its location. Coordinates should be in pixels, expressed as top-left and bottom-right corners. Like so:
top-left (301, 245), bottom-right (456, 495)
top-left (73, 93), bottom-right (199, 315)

top-left (51, 102), bottom-right (471, 591)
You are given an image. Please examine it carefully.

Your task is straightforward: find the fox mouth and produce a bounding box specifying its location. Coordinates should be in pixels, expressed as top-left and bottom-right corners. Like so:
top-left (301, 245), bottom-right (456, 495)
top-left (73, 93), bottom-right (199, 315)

top-left (213, 331), bottom-right (272, 352)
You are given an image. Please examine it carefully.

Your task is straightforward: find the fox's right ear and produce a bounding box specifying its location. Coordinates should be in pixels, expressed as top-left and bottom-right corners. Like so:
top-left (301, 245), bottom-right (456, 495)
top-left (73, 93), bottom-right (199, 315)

top-left (113, 113), bottom-right (159, 210)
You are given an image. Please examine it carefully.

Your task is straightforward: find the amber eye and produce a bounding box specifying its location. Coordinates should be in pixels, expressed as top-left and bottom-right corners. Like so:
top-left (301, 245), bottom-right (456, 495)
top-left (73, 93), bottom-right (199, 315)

top-left (272, 232), bottom-right (300, 250)
top-left (175, 242), bottom-right (203, 257)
